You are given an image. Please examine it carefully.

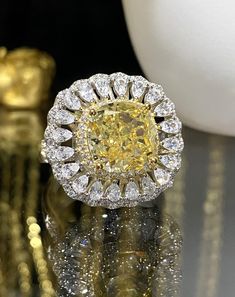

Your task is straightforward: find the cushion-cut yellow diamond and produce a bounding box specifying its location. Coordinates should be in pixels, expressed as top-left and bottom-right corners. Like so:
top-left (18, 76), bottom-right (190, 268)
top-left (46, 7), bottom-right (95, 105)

top-left (85, 101), bottom-right (158, 173)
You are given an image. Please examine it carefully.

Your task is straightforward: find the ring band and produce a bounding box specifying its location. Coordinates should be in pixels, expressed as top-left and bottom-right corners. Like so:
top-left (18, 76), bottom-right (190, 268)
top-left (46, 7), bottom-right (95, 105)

top-left (41, 73), bottom-right (183, 208)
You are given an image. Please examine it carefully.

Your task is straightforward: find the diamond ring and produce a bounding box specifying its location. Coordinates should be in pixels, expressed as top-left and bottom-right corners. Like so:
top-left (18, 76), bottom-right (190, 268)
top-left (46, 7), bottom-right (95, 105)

top-left (41, 73), bottom-right (183, 208)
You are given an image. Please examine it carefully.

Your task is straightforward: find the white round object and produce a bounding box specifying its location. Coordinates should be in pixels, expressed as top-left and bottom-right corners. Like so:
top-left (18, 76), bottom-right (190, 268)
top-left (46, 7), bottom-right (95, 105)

top-left (122, 0), bottom-right (235, 136)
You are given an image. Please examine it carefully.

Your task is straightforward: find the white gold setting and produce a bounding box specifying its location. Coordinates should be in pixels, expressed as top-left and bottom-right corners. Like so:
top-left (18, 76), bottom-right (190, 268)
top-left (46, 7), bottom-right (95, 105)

top-left (41, 73), bottom-right (183, 208)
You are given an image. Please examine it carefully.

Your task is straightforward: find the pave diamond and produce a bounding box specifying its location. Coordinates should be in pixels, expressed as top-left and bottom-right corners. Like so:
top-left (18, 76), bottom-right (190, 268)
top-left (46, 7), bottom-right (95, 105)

top-left (154, 168), bottom-right (171, 186)
top-left (91, 74), bottom-right (110, 97)
top-left (161, 136), bottom-right (184, 152)
top-left (50, 109), bottom-right (75, 125)
top-left (106, 183), bottom-right (121, 202)
top-left (159, 154), bottom-right (181, 170)
top-left (154, 99), bottom-right (175, 117)
top-left (71, 80), bottom-right (95, 102)
top-left (111, 72), bottom-right (129, 96)
top-left (160, 117), bottom-right (182, 134)
top-left (47, 127), bottom-right (72, 143)
top-left (54, 163), bottom-right (80, 180)
top-left (131, 76), bottom-right (147, 98)
top-left (89, 181), bottom-right (103, 201)
top-left (144, 86), bottom-right (163, 104)
top-left (142, 176), bottom-right (156, 195)
top-left (72, 175), bottom-right (89, 194)
top-left (125, 181), bottom-right (139, 200)
top-left (63, 183), bottom-right (77, 198)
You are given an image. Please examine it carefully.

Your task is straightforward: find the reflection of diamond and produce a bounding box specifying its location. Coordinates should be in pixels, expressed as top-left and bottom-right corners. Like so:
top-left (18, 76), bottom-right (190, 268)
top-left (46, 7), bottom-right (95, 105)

top-left (85, 101), bottom-right (158, 173)
top-left (72, 175), bottom-right (89, 194)
top-left (159, 154), bottom-right (181, 170)
top-left (48, 207), bottom-right (182, 296)
top-left (106, 183), bottom-right (121, 202)
top-left (125, 181), bottom-right (139, 200)
top-left (154, 99), bottom-right (175, 117)
top-left (154, 168), bottom-right (171, 186)
top-left (90, 181), bottom-right (103, 201)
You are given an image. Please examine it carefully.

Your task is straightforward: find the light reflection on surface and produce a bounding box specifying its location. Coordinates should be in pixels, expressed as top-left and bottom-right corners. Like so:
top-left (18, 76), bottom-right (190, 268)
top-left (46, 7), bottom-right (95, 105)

top-left (0, 110), bottom-right (55, 296)
top-left (195, 138), bottom-right (225, 297)
top-left (43, 180), bottom-right (183, 297)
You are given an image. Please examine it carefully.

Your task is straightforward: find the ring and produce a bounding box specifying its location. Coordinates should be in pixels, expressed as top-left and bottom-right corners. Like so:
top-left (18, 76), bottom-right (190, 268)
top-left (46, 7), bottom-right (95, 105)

top-left (41, 73), bottom-right (183, 208)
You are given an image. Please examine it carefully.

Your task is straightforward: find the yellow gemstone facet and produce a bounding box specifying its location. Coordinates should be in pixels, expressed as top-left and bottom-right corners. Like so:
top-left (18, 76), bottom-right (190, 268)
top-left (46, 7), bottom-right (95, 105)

top-left (83, 100), bottom-right (159, 174)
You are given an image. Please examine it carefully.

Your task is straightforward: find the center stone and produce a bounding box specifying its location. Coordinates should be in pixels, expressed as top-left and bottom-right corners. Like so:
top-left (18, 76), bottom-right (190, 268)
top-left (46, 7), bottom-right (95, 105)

top-left (86, 101), bottom-right (159, 173)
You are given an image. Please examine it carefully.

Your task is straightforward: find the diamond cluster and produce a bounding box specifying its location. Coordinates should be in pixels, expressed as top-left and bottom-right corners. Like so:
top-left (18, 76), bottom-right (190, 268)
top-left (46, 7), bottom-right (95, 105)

top-left (41, 73), bottom-right (183, 208)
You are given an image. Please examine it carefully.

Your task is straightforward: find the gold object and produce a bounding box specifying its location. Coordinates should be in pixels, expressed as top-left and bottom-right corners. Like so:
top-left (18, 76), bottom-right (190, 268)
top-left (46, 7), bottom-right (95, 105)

top-left (0, 47), bottom-right (55, 109)
top-left (0, 110), bottom-right (55, 296)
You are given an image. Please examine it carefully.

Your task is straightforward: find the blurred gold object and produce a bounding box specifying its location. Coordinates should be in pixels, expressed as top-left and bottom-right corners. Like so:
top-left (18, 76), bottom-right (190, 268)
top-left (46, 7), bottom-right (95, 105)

top-left (0, 110), bottom-right (55, 297)
top-left (0, 47), bottom-right (55, 109)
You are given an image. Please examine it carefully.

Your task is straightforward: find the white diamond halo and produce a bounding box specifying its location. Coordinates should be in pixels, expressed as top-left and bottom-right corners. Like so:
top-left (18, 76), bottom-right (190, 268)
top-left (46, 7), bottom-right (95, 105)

top-left (41, 73), bottom-right (183, 208)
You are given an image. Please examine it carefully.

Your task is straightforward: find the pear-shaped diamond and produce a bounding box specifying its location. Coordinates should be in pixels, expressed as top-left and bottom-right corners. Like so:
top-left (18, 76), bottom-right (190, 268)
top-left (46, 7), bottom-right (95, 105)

top-left (64, 90), bottom-right (81, 110)
top-left (144, 86), bottom-right (163, 104)
top-left (72, 175), bottom-right (89, 194)
top-left (91, 74), bottom-right (110, 97)
top-left (54, 146), bottom-right (75, 161)
top-left (154, 98), bottom-right (175, 117)
top-left (154, 168), bottom-right (171, 186)
top-left (111, 72), bottom-right (129, 96)
top-left (54, 163), bottom-right (80, 180)
top-left (106, 183), bottom-right (121, 202)
top-left (90, 181), bottom-right (103, 201)
top-left (160, 117), bottom-right (182, 134)
top-left (159, 154), bottom-right (181, 170)
top-left (53, 109), bottom-right (75, 125)
top-left (142, 176), bottom-right (156, 195)
top-left (71, 80), bottom-right (95, 102)
top-left (125, 181), bottom-right (139, 200)
top-left (131, 76), bottom-right (147, 98)
top-left (48, 127), bottom-right (72, 143)
top-left (161, 136), bottom-right (184, 152)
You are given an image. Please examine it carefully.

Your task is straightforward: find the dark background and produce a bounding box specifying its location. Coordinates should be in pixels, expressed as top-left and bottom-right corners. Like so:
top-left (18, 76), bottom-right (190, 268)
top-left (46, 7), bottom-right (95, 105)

top-left (0, 0), bottom-right (142, 90)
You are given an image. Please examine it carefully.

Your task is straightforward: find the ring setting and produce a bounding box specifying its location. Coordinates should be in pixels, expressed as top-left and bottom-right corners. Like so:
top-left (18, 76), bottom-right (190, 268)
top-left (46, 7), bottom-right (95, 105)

top-left (41, 73), bottom-right (183, 208)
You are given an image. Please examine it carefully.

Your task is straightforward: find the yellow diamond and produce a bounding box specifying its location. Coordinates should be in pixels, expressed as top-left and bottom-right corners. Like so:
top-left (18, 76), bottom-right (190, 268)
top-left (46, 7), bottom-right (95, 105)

top-left (82, 100), bottom-right (159, 174)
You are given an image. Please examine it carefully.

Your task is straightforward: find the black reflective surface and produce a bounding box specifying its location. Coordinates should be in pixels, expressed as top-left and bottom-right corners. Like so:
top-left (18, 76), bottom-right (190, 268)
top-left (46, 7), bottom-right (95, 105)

top-left (0, 110), bottom-right (235, 296)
